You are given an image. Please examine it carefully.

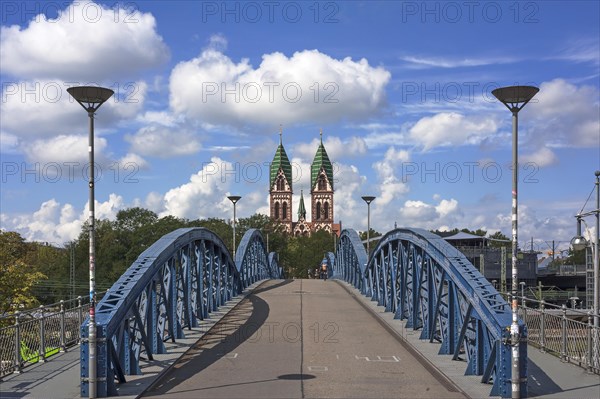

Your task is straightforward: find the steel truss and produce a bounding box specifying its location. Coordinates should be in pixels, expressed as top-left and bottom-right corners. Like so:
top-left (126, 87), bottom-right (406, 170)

top-left (80, 228), bottom-right (282, 397)
top-left (333, 228), bottom-right (527, 398)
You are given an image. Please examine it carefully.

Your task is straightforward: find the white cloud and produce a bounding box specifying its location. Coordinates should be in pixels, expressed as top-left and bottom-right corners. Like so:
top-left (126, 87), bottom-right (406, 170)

top-left (135, 111), bottom-right (183, 127)
top-left (169, 48), bottom-right (390, 126)
top-left (0, 1), bottom-right (169, 80)
top-left (372, 147), bottom-right (411, 206)
top-left (294, 136), bottom-right (367, 161)
top-left (144, 191), bottom-right (165, 214)
top-left (409, 112), bottom-right (498, 151)
top-left (526, 79), bottom-right (599, 148)
top-left (161, 157), bottom-right (234, 219)
top-left (401, 55), bottom-right (517, 69)
top-left (4, 194), bottom-right (125, 243)
top-left (1, 79), bottom-right (147, 139)
top-left (125, 125), bottom-right (202, 158)
top-left (207, 33), bottom-right (228, 52)
top-left (22, 134), bottom-right (107, 164)
top-left (519, 147), bottom-right (558, 168)
top-left (119, 153), bottom-right (149, 170)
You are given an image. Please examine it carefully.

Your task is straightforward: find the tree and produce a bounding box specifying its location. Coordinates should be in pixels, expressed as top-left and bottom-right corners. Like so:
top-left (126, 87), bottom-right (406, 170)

top-left (488, 231), bottom-right (510, 248)
top-left (0, 231), bottom-right (47, 314)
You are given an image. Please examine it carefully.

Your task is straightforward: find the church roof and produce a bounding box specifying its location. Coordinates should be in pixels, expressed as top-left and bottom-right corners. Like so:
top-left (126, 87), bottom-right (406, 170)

top-left (297, 190), bottom-right (306, 220)
top-left (270, 133), bottom-right (292, 189)
top-left (310, 132), bottom-right (334, 190)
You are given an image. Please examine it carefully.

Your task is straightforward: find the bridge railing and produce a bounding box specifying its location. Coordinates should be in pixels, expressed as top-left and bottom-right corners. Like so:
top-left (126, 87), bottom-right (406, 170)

top-left (517, 297), bottom-right (599, 373)
top-left (0, 296), bottom-right (92, 378)
top-left (80, 227), bottom-right (278, 397)
top-left (333, 228), bottom-right (524, 398)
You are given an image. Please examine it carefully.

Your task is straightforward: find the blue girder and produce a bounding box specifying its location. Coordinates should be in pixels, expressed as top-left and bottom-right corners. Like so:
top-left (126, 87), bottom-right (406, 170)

top-left (80, 227), bottom-right (281, 397)
top-left (333, 228), bottom-right (527, 398)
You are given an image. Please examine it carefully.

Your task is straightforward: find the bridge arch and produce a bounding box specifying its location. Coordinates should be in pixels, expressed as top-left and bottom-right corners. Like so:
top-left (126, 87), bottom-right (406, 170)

top-left (81, 227), bottom-right (281, 397)
top-left (333, 228), bottom-right (526, 398)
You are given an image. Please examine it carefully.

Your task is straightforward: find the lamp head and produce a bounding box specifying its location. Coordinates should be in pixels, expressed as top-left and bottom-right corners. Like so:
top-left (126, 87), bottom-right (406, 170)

top-left (67, 86), bottom-right (114, 113)
top-left (492, 85), bottom-right (539, 112)
top-left (570, 235), bottom-right (588, 251)
top-left (227, 195), bottom-right (242, 204)
top-left (361, 196), bottom-right (376, 205)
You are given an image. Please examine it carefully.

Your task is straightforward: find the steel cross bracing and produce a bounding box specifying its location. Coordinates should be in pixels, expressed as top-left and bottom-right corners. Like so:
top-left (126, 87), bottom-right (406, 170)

top-left (332, 228), bottom-right (527, 398)
top-left (80, 228), bottom-right (282, 397)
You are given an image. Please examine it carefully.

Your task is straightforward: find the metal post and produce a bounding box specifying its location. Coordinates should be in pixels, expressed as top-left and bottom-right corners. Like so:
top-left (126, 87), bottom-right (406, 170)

top-left (561, 304), bottom-right (567, 361)
top-left (77, 296), bottom-right (83, 344)
top-left (39, 305), bottom-right (46, 362)
top-left (493, 85), bottom-right (538, 399)
top-left (227, 196), bottom-right (241, 259)
top-left (14, 311), bottom-right (21, 373)
top-left (540, 300), bottom-right (546, 353)
top-left (233, 201), bottom-right (237, 257)
top-left (361, 196), bottom-right (376, 262)
top-left (587, 311), bottom-right (593, 372)
top-left (60, 300), bottom-right (66, 352)
top-left (594, 171), bottom-right (599, 369)
top-left (87, 110), bottom-right (97, 397)
top-left (367, 202), bottom-right (371, 256)
top-left (509, 108), bottom-right (521, 398)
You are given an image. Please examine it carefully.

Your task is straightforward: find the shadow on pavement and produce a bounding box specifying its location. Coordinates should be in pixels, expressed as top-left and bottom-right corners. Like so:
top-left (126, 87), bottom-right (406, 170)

top-left (141, 279), bottom-right (293, 396)
top-left (526, 357), bottom-right (563, 396)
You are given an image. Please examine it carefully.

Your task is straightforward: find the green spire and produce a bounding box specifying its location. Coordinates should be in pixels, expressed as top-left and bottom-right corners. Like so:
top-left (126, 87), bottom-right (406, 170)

top-left (311, 129), bottom-right (333, 190)
top-left (270, 125), bottom-right (292, 189)
top-left (298, 190), bottom-right (306, 220)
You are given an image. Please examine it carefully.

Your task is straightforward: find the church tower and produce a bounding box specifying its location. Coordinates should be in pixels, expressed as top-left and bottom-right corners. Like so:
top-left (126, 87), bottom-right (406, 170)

top-left (293, 190), bottom-right (310, 236)
top-left (269, 126), bottom-right (293, 233)
top-left (310, 129), bottom-right (334, 233)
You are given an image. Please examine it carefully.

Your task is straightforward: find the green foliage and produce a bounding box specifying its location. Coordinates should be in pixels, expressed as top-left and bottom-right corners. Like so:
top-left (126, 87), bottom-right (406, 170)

top-left (488, 231), bottom-right (510, 248)
top-left (0, 231), bottom-right (47, 314)
top-left (278, 229), bottom-right (336, 278)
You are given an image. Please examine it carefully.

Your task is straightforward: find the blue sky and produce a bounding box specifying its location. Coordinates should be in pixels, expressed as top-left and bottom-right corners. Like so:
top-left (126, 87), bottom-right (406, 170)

top-left (1, 1), bottom-right (598, 253)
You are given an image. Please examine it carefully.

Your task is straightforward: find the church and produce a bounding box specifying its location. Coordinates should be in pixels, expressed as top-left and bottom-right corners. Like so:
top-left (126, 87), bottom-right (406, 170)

top-left (269, 128), bottom-right (341, 237)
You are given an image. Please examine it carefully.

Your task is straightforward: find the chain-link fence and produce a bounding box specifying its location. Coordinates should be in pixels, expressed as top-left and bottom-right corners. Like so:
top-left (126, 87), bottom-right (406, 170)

top-left (518, 296), bottom-right (599, 374)
top-left (0, 297), bottom-right (90, 378)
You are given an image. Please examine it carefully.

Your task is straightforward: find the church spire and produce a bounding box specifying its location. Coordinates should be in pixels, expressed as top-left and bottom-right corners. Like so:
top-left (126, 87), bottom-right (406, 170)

top-left (298, 189), bottom-right (306, 220)
top-left (270, 124), bottom-right (292, 190)
top-left (310, 129), bottom-right (333, 191)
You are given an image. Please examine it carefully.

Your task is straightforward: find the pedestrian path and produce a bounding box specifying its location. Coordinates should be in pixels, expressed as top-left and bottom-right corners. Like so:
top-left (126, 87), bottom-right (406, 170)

top-left (1, 279), bottom-right (598, 398)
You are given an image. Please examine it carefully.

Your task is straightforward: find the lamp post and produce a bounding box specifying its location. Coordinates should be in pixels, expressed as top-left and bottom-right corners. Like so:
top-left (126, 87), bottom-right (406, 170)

top-left (492, 85), bottom-right (539, 399)
top-left (68, 86), bottom-right (114, 399)
top-left (361, 196), bottom-right (376, 259)
top-left (571, 170), bottom-right (600, 369)
top-left (227, 196), bottom-right (242, 258)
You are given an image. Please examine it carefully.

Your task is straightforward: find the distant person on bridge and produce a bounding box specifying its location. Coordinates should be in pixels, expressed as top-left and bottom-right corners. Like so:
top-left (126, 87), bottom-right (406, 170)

top-left (320, 262), bottom-right (328, 280)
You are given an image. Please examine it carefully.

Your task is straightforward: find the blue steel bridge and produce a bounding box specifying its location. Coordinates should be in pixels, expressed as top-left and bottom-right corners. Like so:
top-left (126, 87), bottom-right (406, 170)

top-left (2, 225), bottom-right (598, 399)
top-left (76, 225), bottom-right (521, 398)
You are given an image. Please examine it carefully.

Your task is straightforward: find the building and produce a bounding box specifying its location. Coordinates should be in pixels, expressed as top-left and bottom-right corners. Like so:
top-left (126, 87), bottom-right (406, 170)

top-left (269, 128), bottom-right (340, 236)
top-left (443, 232), bottom-right (538, 289)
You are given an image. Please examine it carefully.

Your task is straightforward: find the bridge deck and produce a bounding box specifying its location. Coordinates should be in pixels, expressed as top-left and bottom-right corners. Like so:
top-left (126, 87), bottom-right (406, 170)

top-left (1, 279), bottom-right (599, 398)
top-left (143, 279), bottom-right (466, 399)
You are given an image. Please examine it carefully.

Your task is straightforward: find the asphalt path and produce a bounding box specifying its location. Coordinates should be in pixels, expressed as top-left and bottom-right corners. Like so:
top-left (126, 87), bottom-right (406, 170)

top-left (142, 279), bottom-right (467, 399)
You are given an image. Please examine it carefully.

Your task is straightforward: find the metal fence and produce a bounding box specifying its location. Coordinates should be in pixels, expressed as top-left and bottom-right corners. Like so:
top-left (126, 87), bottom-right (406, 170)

top-left (518, 296), bottom-right (599, 374)
top-left (0, 296), bottom-right (90, 378)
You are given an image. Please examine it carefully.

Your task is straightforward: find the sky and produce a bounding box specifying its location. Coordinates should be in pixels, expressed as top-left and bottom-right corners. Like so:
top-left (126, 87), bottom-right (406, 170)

top-left (0, 0), bottom-right (599, 254)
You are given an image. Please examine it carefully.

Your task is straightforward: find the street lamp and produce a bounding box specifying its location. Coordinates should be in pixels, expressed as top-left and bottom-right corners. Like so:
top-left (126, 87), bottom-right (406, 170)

top-left (570, 170), bottom-right (600, 369)
top-left (361, 196), bottom-right (376, 259)
top-left (67, 86), bottom-right (114, 399)
top-left (492, 85), bottom-right (539, 399)
top-left (227, 195), bottom-right (242, 258)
